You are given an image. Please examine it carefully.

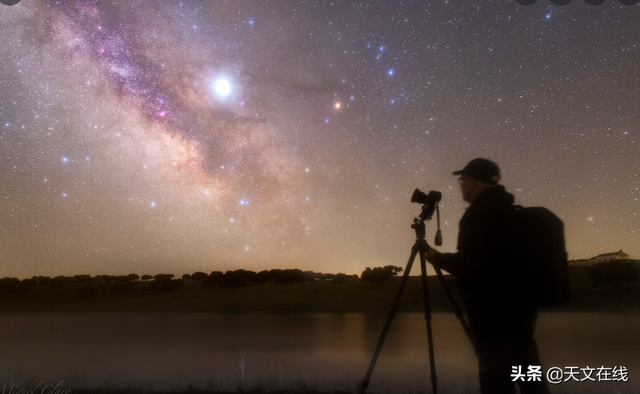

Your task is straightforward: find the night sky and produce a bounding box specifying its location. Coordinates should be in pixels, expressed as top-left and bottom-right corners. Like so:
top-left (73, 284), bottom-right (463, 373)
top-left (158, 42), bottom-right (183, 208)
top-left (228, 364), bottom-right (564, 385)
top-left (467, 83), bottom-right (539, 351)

top-left (1, 1), bottom-right (638, 279)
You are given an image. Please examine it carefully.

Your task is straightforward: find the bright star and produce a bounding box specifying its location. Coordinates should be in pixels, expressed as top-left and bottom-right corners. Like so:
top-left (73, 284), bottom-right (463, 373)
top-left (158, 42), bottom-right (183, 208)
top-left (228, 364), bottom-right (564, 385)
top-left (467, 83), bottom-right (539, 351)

top-left (214, 78), bottom-right (231, 97)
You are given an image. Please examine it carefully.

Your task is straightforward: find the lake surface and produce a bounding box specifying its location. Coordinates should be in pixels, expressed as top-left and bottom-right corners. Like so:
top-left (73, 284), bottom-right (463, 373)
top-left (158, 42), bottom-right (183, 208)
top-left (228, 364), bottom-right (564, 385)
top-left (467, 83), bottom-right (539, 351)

top-left (0, 312), bottom-right (638, 393)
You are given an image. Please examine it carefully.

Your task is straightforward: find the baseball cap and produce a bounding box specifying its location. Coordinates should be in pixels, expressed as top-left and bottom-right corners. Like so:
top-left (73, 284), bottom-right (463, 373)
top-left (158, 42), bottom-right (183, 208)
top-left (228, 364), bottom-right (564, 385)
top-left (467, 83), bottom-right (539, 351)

top-left (452, 158), bottom-right (501, 185)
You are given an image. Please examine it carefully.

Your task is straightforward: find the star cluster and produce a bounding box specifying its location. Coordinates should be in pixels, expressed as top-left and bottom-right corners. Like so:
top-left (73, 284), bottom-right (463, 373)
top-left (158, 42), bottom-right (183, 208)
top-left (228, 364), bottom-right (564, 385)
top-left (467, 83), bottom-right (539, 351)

top-left (0, 1), bottom-right (638, 278)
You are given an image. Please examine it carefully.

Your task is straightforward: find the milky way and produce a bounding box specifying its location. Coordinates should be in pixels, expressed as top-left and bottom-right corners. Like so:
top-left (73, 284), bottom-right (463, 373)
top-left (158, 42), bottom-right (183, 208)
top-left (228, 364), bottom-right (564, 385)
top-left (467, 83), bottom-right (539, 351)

top-left (1, 1), bottom-right (639, 278)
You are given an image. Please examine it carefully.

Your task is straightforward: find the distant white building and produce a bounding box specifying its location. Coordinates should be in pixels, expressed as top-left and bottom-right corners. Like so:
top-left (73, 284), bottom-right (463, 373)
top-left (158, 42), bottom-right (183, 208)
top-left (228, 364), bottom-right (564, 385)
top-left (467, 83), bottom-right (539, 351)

top-left (590, 250), bottom-right (629, 263)
top-left (569, 250), bottom-right (630, 266)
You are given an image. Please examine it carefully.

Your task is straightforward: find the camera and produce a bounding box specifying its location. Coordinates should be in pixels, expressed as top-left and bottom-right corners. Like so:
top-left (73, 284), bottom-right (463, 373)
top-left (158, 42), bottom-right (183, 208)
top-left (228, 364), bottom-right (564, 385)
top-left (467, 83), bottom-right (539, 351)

top-left (411, 189), bottom-right (441, 221)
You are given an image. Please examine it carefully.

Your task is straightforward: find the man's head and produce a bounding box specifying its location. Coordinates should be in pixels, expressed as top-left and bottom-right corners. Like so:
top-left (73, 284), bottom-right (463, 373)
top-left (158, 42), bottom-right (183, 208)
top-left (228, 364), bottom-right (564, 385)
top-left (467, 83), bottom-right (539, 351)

top-left (452, 158), bottom-right (500, 203)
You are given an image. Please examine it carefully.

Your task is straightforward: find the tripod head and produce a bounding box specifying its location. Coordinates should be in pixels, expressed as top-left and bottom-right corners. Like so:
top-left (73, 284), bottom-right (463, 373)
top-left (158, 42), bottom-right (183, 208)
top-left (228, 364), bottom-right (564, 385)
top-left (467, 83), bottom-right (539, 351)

top-left (411, 218), bottom-right (427, 240)
top-left (411, 217), bottom-right (442, 246)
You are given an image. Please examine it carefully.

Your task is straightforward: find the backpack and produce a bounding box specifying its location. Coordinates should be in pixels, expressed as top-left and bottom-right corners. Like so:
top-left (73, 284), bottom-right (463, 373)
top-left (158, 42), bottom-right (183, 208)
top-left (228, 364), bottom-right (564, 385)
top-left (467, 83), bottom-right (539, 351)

top-left (510, 205), bottom-right (571, 307)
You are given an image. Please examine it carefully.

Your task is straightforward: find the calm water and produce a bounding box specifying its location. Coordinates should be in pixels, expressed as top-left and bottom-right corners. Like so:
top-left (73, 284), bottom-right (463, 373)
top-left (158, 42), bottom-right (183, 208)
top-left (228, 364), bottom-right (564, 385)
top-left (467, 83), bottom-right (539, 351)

top-left (0, 312), bottom-right (638, 393)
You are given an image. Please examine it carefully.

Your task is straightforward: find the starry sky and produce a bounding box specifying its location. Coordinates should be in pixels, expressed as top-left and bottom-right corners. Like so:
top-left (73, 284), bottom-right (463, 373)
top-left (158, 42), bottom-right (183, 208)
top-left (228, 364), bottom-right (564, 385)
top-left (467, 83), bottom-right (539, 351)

top-left (0, 1), bottom-right (638, 278)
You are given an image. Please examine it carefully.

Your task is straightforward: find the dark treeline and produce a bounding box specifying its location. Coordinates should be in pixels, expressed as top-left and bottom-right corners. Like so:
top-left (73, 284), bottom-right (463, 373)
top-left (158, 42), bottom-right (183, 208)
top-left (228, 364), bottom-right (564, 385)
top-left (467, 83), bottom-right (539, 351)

top-left (1, 261), bottom-right (637, 297)
top-left (194, 269), bottom-right (357, 289)
top-left (0, 269), bottom-right (361, 295)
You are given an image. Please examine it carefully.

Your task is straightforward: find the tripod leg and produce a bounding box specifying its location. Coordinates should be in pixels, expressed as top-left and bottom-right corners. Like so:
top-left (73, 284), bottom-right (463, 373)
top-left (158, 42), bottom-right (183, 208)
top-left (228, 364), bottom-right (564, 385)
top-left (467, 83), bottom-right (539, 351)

top-left (358, 243), bottom-right (419, 394)
top-left (419, 246), bottom-right (438, 394)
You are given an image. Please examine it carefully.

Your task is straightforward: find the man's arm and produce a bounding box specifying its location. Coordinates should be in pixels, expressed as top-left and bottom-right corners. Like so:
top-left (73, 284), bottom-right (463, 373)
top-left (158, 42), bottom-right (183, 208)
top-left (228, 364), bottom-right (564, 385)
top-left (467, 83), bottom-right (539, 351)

top-left (425, 206), bottom-right (494, 277)
top-left (426, 247), bottom-right (469, 277)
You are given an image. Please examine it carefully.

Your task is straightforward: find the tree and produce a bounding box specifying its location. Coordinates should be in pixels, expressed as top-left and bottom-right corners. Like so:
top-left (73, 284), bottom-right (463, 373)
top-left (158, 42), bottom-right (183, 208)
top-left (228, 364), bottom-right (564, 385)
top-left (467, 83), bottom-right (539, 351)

top-left (219, 269), bottom-right (255, 290)
top-left (287, 269), bottom-right (306, 285)
top-left (332, 273), bottom-right (347, 285)
top-left (0, 277), bottom-right (29, 295)
top-left (361, 268), bottom-right (374, 285)
top-left (50, 276), bottom-right (69, 291)
top-left (587, 260), bottom-right (639, 288)
top-left (202, 271), bottom-right (224, 287)
top-left (72, 274), bottom-right (93, 284)
top-left (361, 265), bottom-right (403, 287)
top-left (303, 271), bottom-right (316, 284)
top-left (383, 265), bottom-right (403, 277)
top-left (269, 269), bottom-right (306, 286)
top-left (21, 278), bottom-right (38, 288)
top-left (191, 271), bottom-right (208, 281)
top-left (113, 275), bottom-right (130, 283)
top-left (273, 269), bottom-right (291, 285)
top-left (254, 270), bottom-right (270, 287)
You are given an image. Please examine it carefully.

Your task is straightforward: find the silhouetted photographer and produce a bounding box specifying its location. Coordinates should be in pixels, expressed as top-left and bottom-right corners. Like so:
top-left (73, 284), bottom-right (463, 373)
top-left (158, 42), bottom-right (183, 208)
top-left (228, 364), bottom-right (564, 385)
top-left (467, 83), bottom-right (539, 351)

top-left (426, 158), bottom-right (551, 394)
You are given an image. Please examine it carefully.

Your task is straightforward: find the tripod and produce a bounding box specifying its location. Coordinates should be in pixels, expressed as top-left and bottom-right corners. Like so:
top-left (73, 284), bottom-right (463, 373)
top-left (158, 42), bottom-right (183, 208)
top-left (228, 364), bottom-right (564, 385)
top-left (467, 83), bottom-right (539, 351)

top-left (358, 218), bottom-right (473, 394)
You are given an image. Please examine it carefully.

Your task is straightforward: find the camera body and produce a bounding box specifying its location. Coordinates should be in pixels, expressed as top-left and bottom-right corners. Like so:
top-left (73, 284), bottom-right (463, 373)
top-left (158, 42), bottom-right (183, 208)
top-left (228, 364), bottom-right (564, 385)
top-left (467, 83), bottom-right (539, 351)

top-left (411, 189), bottom-right (442, 221)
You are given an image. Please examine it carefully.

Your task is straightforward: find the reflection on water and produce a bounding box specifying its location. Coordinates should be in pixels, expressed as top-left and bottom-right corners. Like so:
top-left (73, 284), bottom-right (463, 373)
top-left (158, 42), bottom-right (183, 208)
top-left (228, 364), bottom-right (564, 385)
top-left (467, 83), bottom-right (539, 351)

top-left (0, 312), bottom-right (638, 393)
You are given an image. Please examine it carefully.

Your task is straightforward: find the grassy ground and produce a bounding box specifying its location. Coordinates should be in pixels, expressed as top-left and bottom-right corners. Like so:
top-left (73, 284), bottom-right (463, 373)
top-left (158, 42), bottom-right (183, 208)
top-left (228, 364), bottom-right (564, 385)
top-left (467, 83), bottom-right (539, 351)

top-left (0, 267), bottom-right (638, 313)
top-left (0, 276), bottom-right (462, 313)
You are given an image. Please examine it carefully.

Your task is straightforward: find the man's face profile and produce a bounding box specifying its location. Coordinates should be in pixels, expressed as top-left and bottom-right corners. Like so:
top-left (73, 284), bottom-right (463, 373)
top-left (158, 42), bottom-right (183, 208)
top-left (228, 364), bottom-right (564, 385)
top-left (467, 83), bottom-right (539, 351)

top-left (458, 175), bottom-right (476, 203)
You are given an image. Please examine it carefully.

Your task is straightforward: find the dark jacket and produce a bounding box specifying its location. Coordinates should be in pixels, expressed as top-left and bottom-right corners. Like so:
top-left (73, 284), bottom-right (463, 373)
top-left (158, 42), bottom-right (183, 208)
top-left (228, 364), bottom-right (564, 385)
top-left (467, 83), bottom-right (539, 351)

top-left (436, 185), bottom-right (535, 339)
